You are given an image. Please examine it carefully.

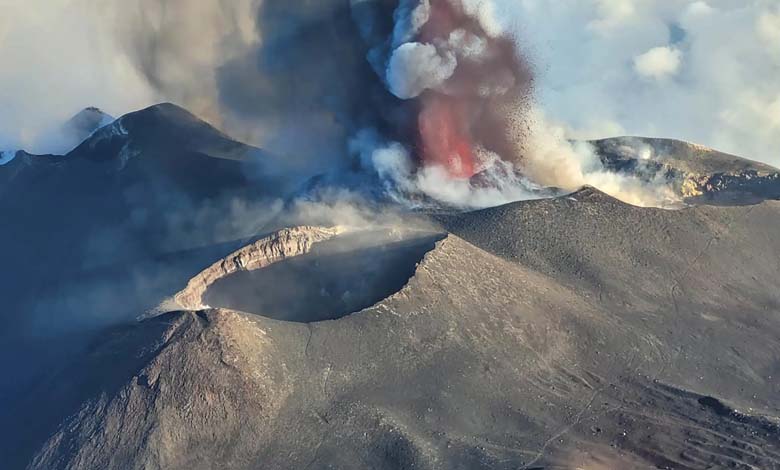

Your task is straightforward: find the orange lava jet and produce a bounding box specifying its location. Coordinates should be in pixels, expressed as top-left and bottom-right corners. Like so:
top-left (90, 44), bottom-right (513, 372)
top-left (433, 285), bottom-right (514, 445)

top-left (404, 0), bottom-right (531, 180)
top-left (418, 93), bottom-right (475, 179)
top-left (416, 0), bottom-right (476, 179)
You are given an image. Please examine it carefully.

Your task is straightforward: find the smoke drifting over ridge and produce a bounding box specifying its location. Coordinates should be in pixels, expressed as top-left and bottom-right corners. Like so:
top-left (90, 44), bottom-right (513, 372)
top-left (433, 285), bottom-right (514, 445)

top-left (106, 0), bottom-right (545, 207)
top-left (136, 0), bottom-right (677, 208)
top-left (2, 1), bottom-right (779, 207)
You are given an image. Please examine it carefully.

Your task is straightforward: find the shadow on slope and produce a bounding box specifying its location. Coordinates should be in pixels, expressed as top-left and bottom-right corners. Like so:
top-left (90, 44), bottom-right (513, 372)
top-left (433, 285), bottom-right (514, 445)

top-left (204, 231), bottom-right (444, 322)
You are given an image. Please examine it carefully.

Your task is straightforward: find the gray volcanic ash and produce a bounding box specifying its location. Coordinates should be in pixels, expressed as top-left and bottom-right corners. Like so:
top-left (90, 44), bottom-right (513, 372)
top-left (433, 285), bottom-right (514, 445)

top-left (112, 0), bottom-right (542, 208)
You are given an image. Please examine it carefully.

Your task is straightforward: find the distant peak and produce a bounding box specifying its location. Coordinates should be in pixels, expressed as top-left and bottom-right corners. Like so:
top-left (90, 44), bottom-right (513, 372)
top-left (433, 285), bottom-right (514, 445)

top-left (120, 103), bottom-right (232, 141)
top-left (123, 103), bottom-right (211, 127)
top-left (63, 107), bottom-right (116, 145)
top-left (69, 107), bottom-right (113, 120)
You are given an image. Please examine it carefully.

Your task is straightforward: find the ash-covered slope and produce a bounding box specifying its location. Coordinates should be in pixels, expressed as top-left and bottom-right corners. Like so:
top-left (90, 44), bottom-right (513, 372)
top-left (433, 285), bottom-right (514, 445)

top-left (4, 102), bottom-right (780, 469)
top-left (61, 107), bottom-right (115, 149)
top-left (0, 103), bottom-right (287, 435)
top-left (0, 103), bottom-right (282, 283)
top-left (69, 102), bottom-right (265, 167)
top-left (438, 187), bottom-right (780, 406)
top-left (0, 103), bottom-right (283, 333)
top-left (21, 193), bottom-right (780, 470)
top-left (592, 136), bottom-right (780, 204)
top-left (4, 103), bottom-right (275, 193)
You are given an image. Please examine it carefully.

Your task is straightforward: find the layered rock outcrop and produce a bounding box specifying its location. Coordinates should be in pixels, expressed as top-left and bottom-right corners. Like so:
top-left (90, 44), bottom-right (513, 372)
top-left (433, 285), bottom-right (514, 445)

top-left (171, 226), bottom-right (345, 310)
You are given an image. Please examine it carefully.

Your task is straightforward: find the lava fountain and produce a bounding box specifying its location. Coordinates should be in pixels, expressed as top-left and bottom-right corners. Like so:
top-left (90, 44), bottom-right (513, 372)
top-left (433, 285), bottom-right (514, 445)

top-left (386, 0), bottom-right (533, 179)
top-left (418, 93), bottom-right (475, 178)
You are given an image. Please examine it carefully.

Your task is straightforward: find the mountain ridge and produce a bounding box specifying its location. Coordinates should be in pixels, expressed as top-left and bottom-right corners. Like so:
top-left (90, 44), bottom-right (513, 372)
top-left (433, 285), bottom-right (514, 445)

top-left (591, 136), bottom-right (780, 204)
top-left (4, 103), bottom-right (780, 469)
top-left (18, 203), bottom-right (780, 468)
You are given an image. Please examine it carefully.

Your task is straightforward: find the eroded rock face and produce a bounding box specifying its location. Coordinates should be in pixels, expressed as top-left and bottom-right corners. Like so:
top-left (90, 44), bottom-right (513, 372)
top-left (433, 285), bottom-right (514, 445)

top-left (681, 170), bottom-right (780, 204)
top-left (202, 230), bottom-right (444, 323)
top-left (591, 137), bottom-right (780, 204)
top-left (171, 226), bottom-right (345, 311)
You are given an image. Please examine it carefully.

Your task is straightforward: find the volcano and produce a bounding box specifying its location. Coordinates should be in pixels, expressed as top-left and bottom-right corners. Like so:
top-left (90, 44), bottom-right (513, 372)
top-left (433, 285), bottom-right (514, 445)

top-left (592, 136), bottom-right (780, 205)
top-left (3, 102), bottom-right (780, 470)
top-left (8, 191), bottom-right (780, 470)
top-left (61, 107), bottom-right (115, 148)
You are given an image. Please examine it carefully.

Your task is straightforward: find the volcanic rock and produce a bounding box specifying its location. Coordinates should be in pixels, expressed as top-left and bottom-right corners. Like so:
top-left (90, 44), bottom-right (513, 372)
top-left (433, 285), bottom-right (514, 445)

top-left (592, 136), bottom-right (780, 204)
top-left (18, 192), bottom-right (780, 470)
top-left (61, 107), bottom-right (115, 148)
top-left (171, 226), bottom-right (346, 311)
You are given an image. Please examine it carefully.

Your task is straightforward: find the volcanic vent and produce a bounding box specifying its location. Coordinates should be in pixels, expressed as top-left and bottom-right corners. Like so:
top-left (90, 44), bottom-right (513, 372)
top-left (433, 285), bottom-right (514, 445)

top-left (171, 226), bottom-right (443, 323)
top-left (343, 0), bottom-right (536, 204)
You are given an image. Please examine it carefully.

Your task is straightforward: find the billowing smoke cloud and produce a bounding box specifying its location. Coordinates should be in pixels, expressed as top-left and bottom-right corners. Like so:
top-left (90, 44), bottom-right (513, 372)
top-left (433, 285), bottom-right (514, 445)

top-left (2, 0), bottom-right (779, 206)
top-left (108, 0), bottom-right (262, 127)
top-left (101, 0), bottom-right (540, 207)
top-left (381, 0), bottom-right (534, 177)
top-left (0, 0), bottom-right (156, 154)
top-left (519, 110), bottom-right (681, 208)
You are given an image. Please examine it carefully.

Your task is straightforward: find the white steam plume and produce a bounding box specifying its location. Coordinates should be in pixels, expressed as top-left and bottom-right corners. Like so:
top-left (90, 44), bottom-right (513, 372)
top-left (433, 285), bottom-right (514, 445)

top-left (519, 110), bottom-right (681, 207)
top-left (387, 43), bottom-right (457, 99)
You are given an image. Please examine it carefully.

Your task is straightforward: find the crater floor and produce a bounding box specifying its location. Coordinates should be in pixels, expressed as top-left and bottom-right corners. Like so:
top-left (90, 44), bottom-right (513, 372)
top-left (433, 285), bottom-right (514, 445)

top-left (203, 231), bottom-right (444, 322)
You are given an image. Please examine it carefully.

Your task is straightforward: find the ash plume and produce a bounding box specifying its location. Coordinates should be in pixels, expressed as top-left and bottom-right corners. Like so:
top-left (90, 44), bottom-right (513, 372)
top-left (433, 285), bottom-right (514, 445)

top-left (110, 0), bottom-right (680, 208)
top-left (106, 0), bottom-right (544, 208)
top-left (378, 0), bottom-right (534, 178)
top-left (14, 1), bottom-right (780, 208)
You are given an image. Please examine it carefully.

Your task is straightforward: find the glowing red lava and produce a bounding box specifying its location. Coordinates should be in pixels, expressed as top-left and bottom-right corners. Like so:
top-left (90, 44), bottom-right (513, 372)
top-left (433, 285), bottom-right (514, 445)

top-left (416, 0), bottom-right (477, 179)
top-left (418, 93), bottom-right (475, 179)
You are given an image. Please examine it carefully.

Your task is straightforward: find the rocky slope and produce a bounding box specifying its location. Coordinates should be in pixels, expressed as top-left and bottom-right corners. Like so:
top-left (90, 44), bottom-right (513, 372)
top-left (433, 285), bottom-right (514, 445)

top-left (5, 102), bottom-right (780, 469)
top-left (61, 107), bottom-right (115, 150)
top-left (0, 102), bottom-right (283, 300)
top-left (171, 226), bottom-right (345, 311)
top-left (592, 136), bottom-right (780, 204)
top-left (17, 192), bottom-right (780, 470)
top-left (0, 103), bottom-right (285, 439)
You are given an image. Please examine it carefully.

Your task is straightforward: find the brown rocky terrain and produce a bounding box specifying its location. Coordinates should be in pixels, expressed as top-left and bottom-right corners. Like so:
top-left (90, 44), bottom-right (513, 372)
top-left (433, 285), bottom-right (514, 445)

top-left (4, 100), bottom-right (780, 470)
top-left (170, 226), bottom-right (345, 311)
top-left (17, 188), bottom-right (780, 470)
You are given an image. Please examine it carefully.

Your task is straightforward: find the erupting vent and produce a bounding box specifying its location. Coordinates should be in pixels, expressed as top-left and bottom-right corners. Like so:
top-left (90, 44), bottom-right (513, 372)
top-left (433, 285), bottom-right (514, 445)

top-left (388, 0), bottom-right (533, 179)
top-left (419, 94), bottom-right (475, 178)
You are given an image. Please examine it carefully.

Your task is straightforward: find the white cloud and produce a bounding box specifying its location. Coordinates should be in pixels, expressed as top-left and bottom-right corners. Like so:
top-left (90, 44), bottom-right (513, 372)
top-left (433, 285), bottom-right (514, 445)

top-left (587, 0), bottom-right (639, 34)
top-left (757, 9), bottom-right (780, 53)
top-left (0, 0), bottom-right (156, 153)
top-left (634, 46), bottom-right (683, 80)
top-left (0, 0), bottom-right (261, 154)
top-left (2, 0), bottom-right (779, 174)
top-left (387, 42), bottom-right (458, 99)
top-left (685, 1), bottom-right (714, 17)
top-left (491, 0), bottom-right (780, 167)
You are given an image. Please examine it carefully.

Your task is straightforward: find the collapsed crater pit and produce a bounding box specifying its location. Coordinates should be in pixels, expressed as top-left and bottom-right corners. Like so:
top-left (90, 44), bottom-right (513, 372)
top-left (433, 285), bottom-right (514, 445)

top-left (193, 228), bottom-right (443, 323)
